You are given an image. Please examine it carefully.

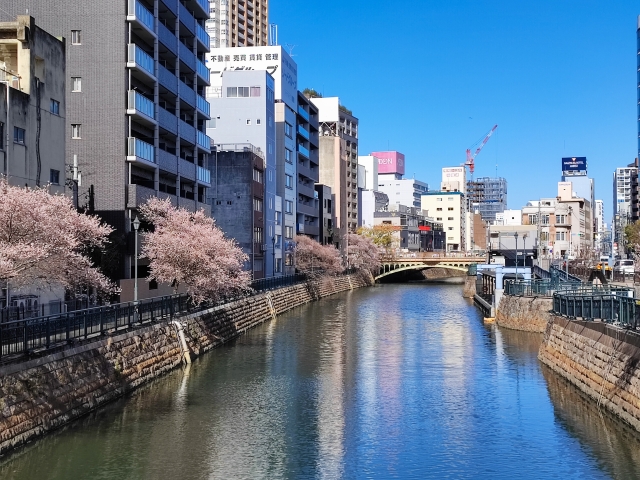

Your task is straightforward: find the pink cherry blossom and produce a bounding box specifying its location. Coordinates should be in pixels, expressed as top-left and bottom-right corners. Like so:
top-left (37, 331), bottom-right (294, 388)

top-left (294, 235), bottom-right (343, 277)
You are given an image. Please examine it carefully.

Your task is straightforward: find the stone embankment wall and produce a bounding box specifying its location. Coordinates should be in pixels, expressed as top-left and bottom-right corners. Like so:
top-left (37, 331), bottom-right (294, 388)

top-left (495, 295), bottom-right (553, 333)
top-left (0, 275), bottom-right (367, 455)
top-left (462, 276), bottom-right (476, 298)
top-left (539, 317), bottom-right (640, 433)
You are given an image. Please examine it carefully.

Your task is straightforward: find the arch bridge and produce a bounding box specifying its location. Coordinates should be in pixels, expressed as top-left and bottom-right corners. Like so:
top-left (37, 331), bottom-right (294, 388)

top-left (375, 257), bottom-right (483, 281)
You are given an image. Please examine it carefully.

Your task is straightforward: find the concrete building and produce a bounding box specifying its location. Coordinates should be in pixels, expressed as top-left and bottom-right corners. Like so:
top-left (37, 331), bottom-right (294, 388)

top-left (377, 178), bottom-right (429, 209)
top-left (357, 155), bottom-right (379, 191)
top-left (295, 91), bottom-right (320, 242)
top-left (466, 177), bottom-right (507, 222)
top-left (594, 199), bottom-right (605, 253)
top-left (205, 69), bottom-right (277, 276)
top-left (310, 96), bottom-right (359, 248)
top-left (0, 16), bottom-right (65, 195)
top-left (421, 191), bottom-right (466, 252)
top-left (373, 150), bottom-right (405, 182)
top-left (315, 184), bottom-right (334, 246)
top-left (209, 145), bottom-right (265, 278)
top-left (205, 0), bottom-right (269, 49)
top-left (360, 190), bottom-right (389, 228)
top-left (373, 204), bottom-right (444, 253)
top-left (495, 209), bottom-right (522, 226)
top-left (3, 0), bottom-right (214, 299)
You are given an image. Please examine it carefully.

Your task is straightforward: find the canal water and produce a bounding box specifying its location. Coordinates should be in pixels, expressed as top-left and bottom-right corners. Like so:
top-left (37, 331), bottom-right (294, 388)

top-left (2, 284), bottom-right (640, 479)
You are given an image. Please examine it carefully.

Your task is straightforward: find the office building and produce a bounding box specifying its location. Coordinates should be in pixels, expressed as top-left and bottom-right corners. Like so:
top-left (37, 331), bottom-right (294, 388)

top-left (310, 96), bottom-right (359, 247)
top-left (210, 145), bottom-right (265, 278)
top-left (377, 178), bottom-right (429, 209)
top-left (594, 199), bottom-right (605, 253)
top-left (421, 191), bottom-right (466, 251)
top-left (373, 204), bottom-right (444, 253)
top-left (0, 16), bottom-right (66, 195)
top-left (466, 177), bottom-right (507, 222)
top-left (4, 0), bottom-right (214, 298)
top-left (613, 160), bottom-right (637, 247)
top-left (205, 69), bottom-right (277, 276)
top-left (373, 150), bottom-right (405, 182)
top-left (206, 0), bottom-right (269, 48)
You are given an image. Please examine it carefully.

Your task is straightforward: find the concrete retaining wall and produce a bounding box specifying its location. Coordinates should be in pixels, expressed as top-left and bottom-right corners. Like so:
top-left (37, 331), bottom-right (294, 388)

top-left (0, 275), bottom-right (367, 454)
top-left (496, 295), bottom-right (553, 333)
top-left (539, 317), bottom-right (640, 433)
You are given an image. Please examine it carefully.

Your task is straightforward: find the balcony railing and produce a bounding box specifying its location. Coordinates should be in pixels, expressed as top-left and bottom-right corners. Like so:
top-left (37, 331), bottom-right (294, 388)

top-left (196, 59), bottom-right (210, 83)
top-left (197, 130), bottom-right (210, 149)
top-left (196, 95), bottom-right (210, 116)
top-left (128, 90), bottom-right (155, 119)
top-left (179, 80), bottom-right (196, 107)
top-left (179, 119), bottom-right (196, 144)
top-left (128, 137), bottom-right (155, 163)
top-left (128, 44), bottom-right (155, 77)
top-left (297, 125), bottom-right (309, 140)
top-left (297, 106), bottom-right (309, 121)
top-left (158, 106), bottom-right (178, 135)
top-left (196, 23), bottom-right (210, 48)
top-left (128, 0), bottom-right (155, 32)
top-left (178, 42), bottom-right (196, 72)
top-left (178, 2), bottom-right (196, 34)
top-left (158, 22), bottom-right (178, 55)
top-left (158, 64), bottom-right (178, 94)
top-left (298, 144), bottom-right (310, 158)
top-left (197, 165), bottom-right (211, 184)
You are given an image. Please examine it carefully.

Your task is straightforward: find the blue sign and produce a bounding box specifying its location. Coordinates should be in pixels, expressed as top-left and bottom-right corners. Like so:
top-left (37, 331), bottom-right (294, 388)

top-left (562, 157), bottom-right (587, 173)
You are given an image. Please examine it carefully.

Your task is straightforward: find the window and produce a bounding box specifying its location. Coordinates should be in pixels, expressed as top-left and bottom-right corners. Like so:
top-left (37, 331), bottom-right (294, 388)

top-left (448, 207), bottom-right (454, 211)
top-left (275, 258), bottom-right (282, 273)
top-left (250, 86), bottom-right (261, 97)
top-left (71, 77), bottom-right (81, 92)
top-left (71, 124), bottom-right (81, 139)
top-left (71, 30), bottom-right (81, 44)
top-left (253, 197), bottom-right (263, 212)
top-left (556, 214), bottom-right (566, 224)
top-left (274, 234), bottom-right (281, 247)
top-left (227, 86), bottom-right (237, 97)
top-left (257, 119), bottom-right (261, 125)
top-left (556, 231), bottom-right (566, 241)
top-left (285, 226), bottom-right (293, 238)
top-left (541, 214), bottom-right (550, 225)
top-left (285, 200), bottom-right (293, 214)
top-left (50, 99), bottom-right (60, 115)
top-left (253, 168), bottom-right (263, 183)
top-left (285, 253), bottom-right (294, 266)
top-left (448, 217), bottom-right (454, 220)
top-left (448, 227), bottom-right (454, 231)
top-left (284, 122), bottom-right (293, 138)
top-left (254, 227), bottom-right (263, 243)
top-left (268, 143), bottom-right (273, 154)
top-left (436, 217), bottom-right (442, 221)
top-left (246, 119), bottom-right (251, 125)
top-left (13, 127), bottom-right (25, 144)
top-left (238, 86), bottom-right (249, 97)
top-left (49, 169), bottom-right (60, 185)
top-left (285, 174), bottom-right (293, 189)
top-left (436, 207), bottom-right (442, 211)
top-left (448, 197), bottom-right (454, 201)
top-left (285, 148), bottom-right (292, 163)
top-left (436, 197), bottom-right (443, 202)
top-left (275, 211), bottom-right (282, 225)
top-left (528, 214), bottom-right (537, 225)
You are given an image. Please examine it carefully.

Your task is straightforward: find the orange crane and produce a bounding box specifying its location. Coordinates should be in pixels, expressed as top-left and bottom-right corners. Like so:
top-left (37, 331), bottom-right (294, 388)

top-left (464, 124), bottom-right (498, 178)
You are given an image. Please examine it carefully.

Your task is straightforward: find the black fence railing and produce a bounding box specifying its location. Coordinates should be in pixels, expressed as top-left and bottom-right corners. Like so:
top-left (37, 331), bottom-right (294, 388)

top-left (0, 298), bottom-right (94, 323)
top-left (0, 274), bottom-right (308, 363)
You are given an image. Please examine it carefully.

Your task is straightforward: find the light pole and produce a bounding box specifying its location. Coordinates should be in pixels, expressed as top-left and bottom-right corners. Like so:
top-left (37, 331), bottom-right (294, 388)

top-left (132, 216), bottom-right (141, 308)
top-left (272, 235), bottom-right (276, 277)
top-left (514, 231), bottom-right (519, 280)
top-left (523, 233), bottom-right (528, 270)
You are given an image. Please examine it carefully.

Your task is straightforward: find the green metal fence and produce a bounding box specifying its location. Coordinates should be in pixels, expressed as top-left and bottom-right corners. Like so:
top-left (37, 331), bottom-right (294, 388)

top-left (552, 289), bottom-right (637, 328)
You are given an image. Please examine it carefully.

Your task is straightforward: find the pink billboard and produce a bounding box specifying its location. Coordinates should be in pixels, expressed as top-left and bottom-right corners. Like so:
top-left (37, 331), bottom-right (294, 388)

top-left (372, 151), bottom-right (405, 175)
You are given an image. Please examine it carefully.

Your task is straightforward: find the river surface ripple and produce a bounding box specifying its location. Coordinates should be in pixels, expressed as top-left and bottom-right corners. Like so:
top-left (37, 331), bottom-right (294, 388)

top-left (2, 284), bottom-right (640, 479)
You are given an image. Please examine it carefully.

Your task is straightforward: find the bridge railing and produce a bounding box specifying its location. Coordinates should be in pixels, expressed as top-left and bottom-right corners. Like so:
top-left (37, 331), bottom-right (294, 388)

top-left (552, 288), bottom-right (637, 327)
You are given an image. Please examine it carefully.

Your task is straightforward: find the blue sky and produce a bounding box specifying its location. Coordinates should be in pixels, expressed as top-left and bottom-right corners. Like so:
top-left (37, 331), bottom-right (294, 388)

top-left (271, 0), bottom-right (639, 223)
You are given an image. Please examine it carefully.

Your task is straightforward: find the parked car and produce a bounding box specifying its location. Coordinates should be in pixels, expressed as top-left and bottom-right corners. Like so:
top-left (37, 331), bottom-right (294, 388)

top-left (614, 259), bottom-right (635, 275)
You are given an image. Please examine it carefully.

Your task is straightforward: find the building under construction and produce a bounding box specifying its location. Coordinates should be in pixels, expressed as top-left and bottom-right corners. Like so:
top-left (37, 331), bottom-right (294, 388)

top-left (467, 177), bottom-right (508, 222)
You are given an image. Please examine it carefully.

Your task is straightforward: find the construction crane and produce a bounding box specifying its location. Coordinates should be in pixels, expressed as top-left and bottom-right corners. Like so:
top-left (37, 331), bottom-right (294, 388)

top-left (464, 124), bottom-right (498, 178)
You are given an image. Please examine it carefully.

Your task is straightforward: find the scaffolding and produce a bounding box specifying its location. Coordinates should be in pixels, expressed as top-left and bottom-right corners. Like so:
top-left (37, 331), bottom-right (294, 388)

top-left (467, 177), bottom-right (507, 222)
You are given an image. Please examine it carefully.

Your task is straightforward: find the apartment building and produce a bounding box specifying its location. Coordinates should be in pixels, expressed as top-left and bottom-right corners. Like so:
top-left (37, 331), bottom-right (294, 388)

top-left (315, 184), bottom-right (335, 246)
top-left (0, 16), bottom-right (65, 195)
top-left (310, 96), bottom-right (359, 248)
top-left (4, 0), bottom-right (214, 298)
top-left (206, 0), bottom-right (268, 48)
top-left (421, 191), bottom-right (466, 252)
top-left (373, 204), bottom-right (444, 253)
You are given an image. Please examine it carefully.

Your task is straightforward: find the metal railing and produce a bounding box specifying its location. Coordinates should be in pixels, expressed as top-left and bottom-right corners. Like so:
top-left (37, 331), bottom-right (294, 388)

top-left (0, 274), bottom-right (308, 362)
top-left (506, 279), bottom-right (632, 298)
top-left (553, 288), bottom-right (637, 328)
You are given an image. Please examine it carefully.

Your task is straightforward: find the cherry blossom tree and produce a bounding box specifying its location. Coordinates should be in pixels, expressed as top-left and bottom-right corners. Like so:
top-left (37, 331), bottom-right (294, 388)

top-left (139, 197), bottom-right (251, 304)
top-left (0, 178), bottom-right (116, 297)
top-left (347, 233), bottom-right (382, 282)
top-left (294, 235), bottom-right (343, 277)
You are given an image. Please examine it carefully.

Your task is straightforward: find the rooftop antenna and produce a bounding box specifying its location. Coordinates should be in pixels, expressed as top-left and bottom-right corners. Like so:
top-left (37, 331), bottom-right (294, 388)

top-left (284, 43), bottom-right (296, 57)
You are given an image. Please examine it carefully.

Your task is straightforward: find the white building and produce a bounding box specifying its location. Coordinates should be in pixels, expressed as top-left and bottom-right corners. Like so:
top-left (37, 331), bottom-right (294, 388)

top-left (595, 199), bottom-right (605, 253)
top-left (377, 178), bottom-right (429, 209)
top-left (421, 191), bottom-right (466, 251)
top-left (495, 209), bottom-right (522, 226)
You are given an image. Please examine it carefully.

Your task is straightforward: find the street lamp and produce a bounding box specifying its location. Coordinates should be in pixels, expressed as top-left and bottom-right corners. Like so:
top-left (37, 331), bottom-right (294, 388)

top-left (523, 233), bottom-right (528, 269)
top-left (514, 231), bottom-right (519, 280)
top-left (132, 216), bottom-right (141, 307)
top-left (272, 235), bottom-right (276, 277)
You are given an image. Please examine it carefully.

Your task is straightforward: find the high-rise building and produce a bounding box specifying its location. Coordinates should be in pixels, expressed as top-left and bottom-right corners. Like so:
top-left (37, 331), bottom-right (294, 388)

top-left (594, 199), bottom-right (605, 253)
top-left (613, 161), bottom-right (637, 246)
top-left (3, 0), bottom-right (214, 299)
top-left (206, 0), bottom-right (269, 48)
top-left (466, 177), bottom-right (507, 222)
top-left (310, 96), bottom-right (359, 247)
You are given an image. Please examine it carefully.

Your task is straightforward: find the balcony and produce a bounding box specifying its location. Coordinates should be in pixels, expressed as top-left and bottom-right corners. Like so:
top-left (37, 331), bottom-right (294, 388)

top-left (127, 137), bottom-right (155, 164)
top-left (160, 0), bottom-right (178, 15)
top-left (196, 23), bottom-right (210, 49)
top-left (178, 2), bottom-right (196, 35)
top-left (297, 125), bottom-right (309, 140)
top-left (178, 42), bottom-right (196, 72)
top-left (158, 65), bottom-right (178, 95)
top-left (297, 105), bottom-right (309, 121)
top-left (127, 0), bottom-right (155, 34)
top-left (179, 157), bottom-right (196, 179)
top-left (195, 0), bottom-right (209, 17)
top-left (196, 59), bottom-right (210, 84)
top-left (127, 44), bottom-right (155, 78)
top-left (196, 130), bottom-right (210, 150)
top-left (127, 184), bottom-right (156, 209)
top-left (297, 202), bottom-right (318, 217)
top-left (297, 182), bottom-right (315, 199)
top-left (178, 80), bottom-right (196, 107)
top-left (197, 165), bottom-right (211, 184)
top-left (298, 144), bottom-right (310, 159)
top-left (179, 119), bottom-right (196, 144)
top-left (127, 90), bottom-right (156, 123)
top-left (297, 223), bottom-right (305, 234)
top-left (158, 149), bottom-right (178, 174)
top-left (158, 22), bottom-right (178, 56)
top-left (196, 95), bottom-right (210, 117)
top-left (158, 107), bottom-right (178, 135)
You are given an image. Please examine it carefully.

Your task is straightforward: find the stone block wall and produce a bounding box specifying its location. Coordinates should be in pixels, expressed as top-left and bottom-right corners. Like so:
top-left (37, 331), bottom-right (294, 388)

top-left (496, 295), bottom-right (553, 333)
top-left (0, 275), bottom-right (368, 455)
top-left (539, 317), bottom-right (640, 433)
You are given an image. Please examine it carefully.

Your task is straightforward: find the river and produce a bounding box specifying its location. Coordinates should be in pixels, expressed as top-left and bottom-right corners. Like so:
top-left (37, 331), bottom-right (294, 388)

top-left (2, 284), bottom-right (640, 479)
